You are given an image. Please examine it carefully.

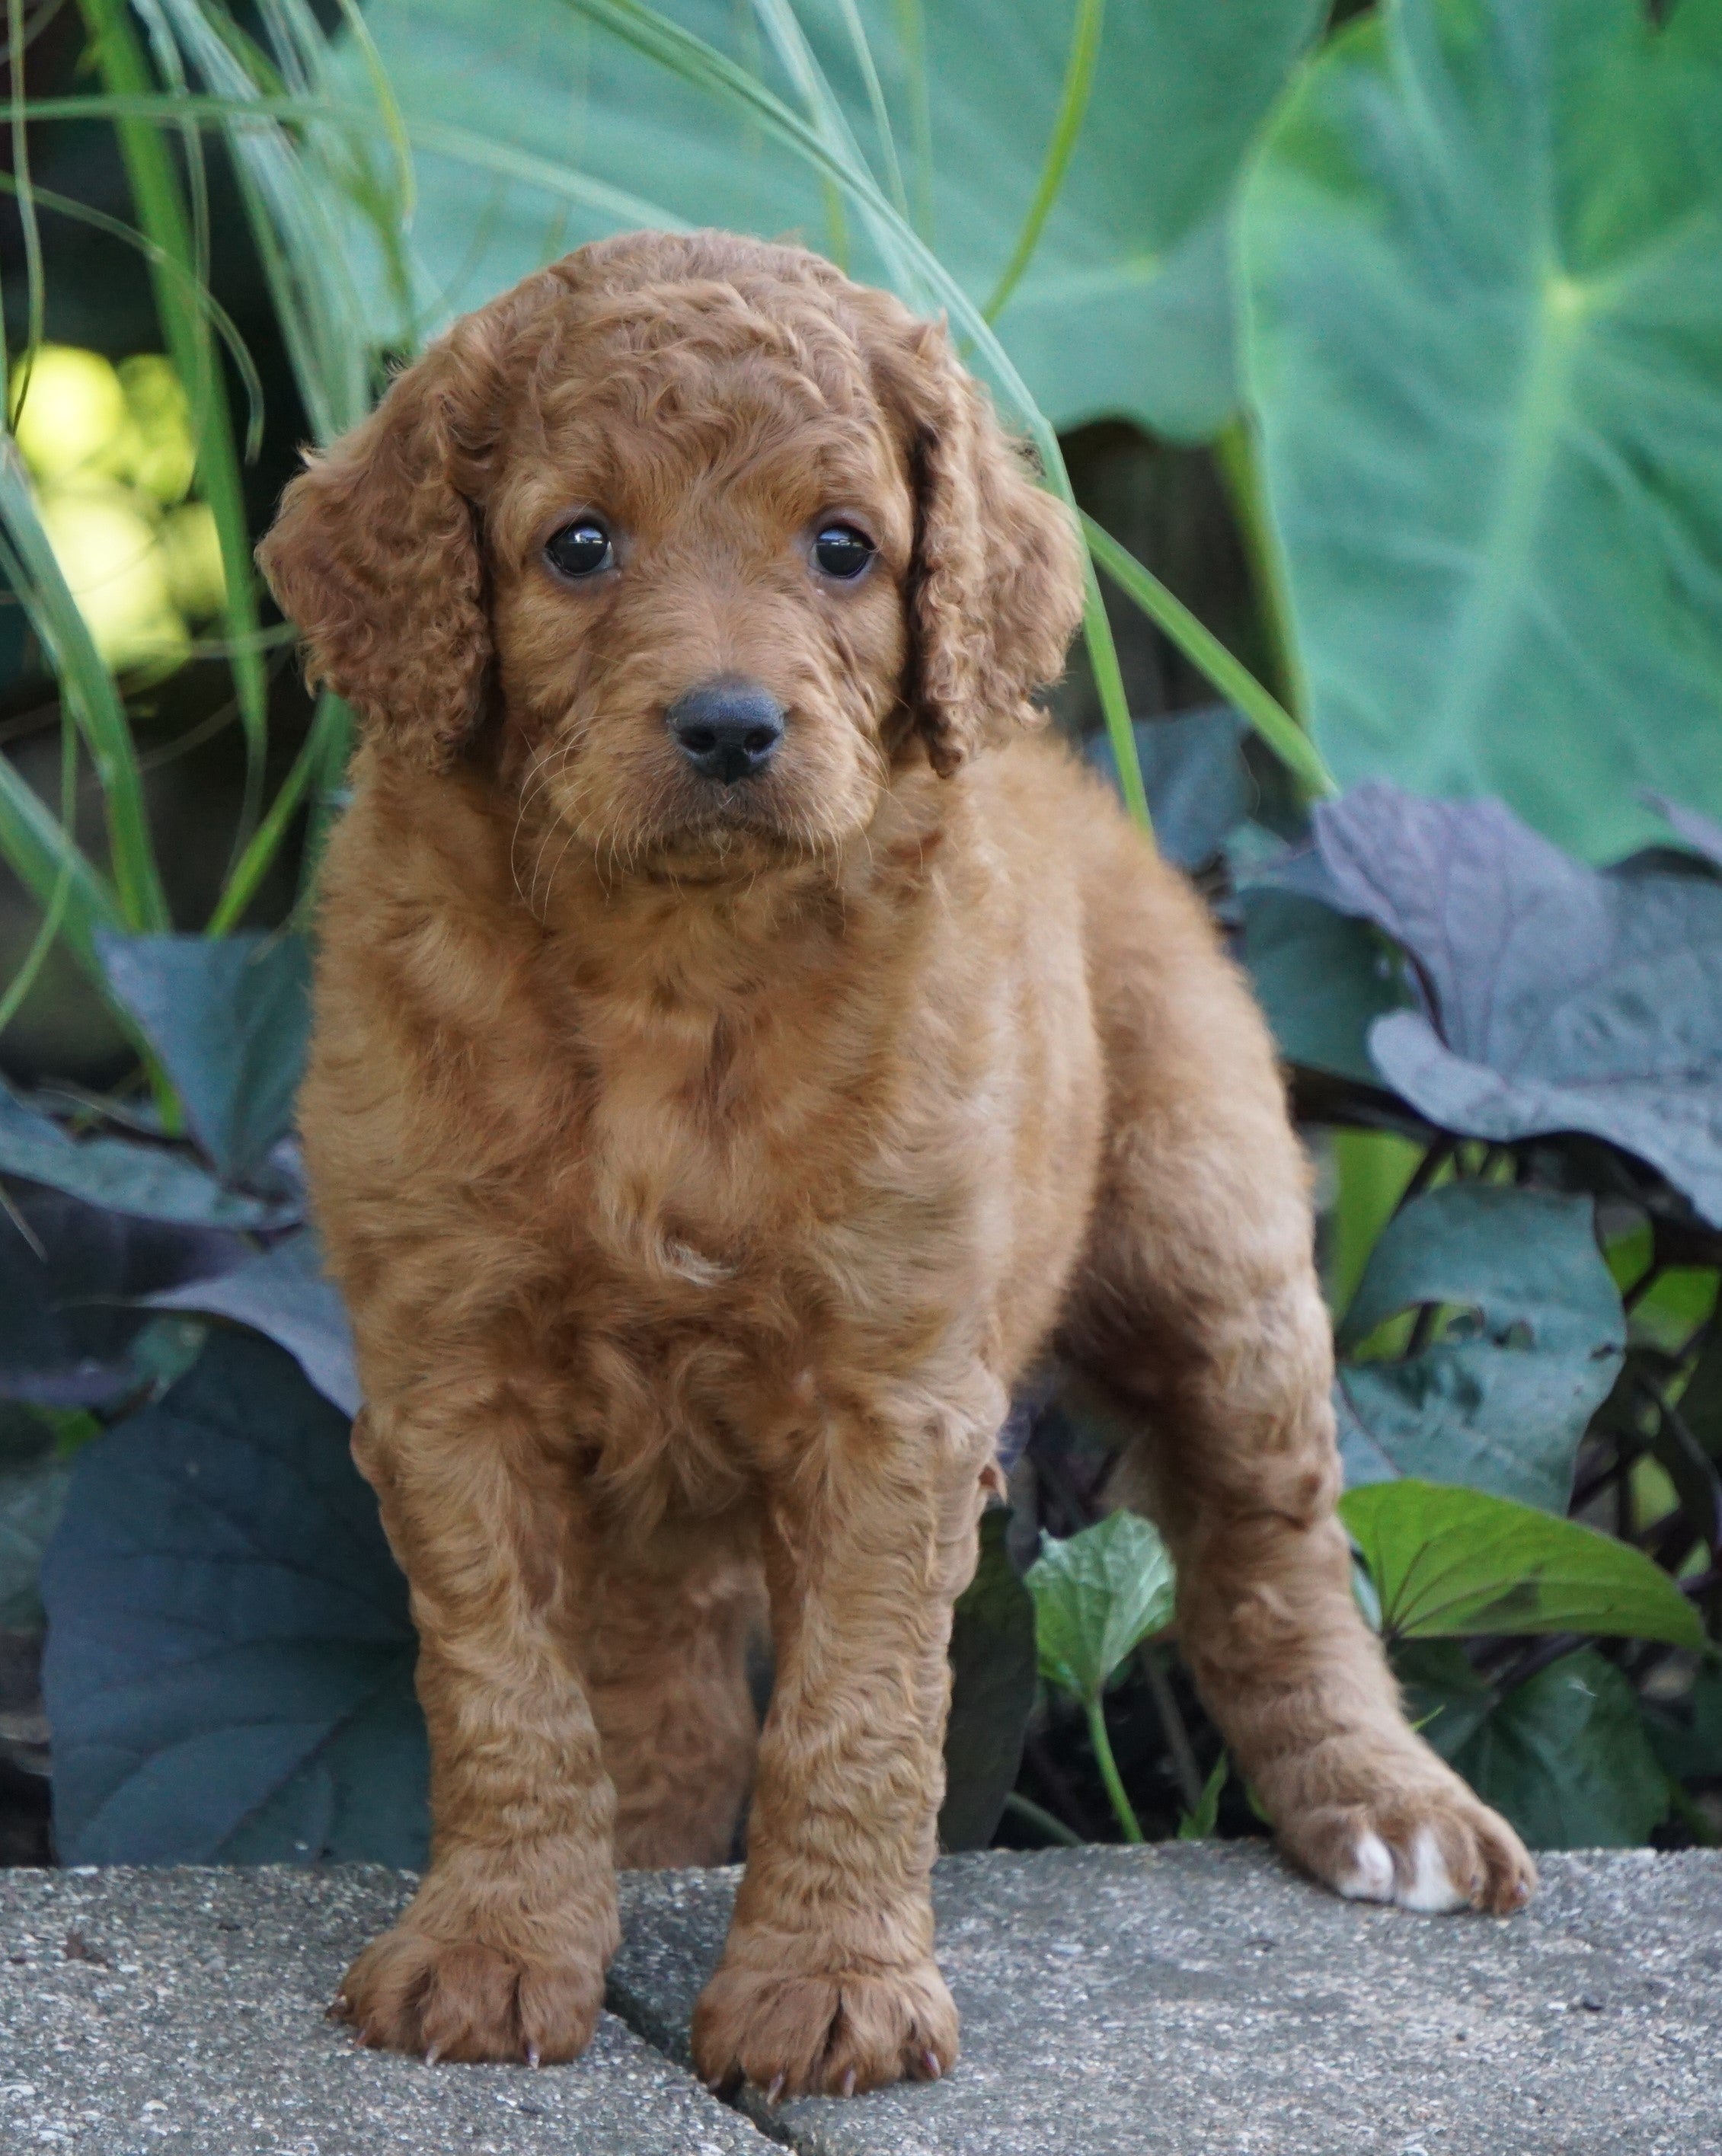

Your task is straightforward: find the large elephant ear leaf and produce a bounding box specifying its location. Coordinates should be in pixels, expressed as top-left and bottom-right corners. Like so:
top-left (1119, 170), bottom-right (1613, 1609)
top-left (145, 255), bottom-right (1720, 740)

top-left (1241, 0), bottom-right (1722, 862)
top-left (96, 932), bottom-right (312, 1187)
top-left (333, 0), bottom-right (1323, 441)
top-left (1336, 1183), bottom-right (1625, 1511)
top-left (40, 1330), bottom-right (427, 1867)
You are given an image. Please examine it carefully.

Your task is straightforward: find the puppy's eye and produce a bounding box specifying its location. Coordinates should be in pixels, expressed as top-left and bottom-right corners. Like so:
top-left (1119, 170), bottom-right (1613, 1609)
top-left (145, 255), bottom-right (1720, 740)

top-left (545, 518), bottom-right (614, 579)
top-left (813, 524), bottom-right (874, 580)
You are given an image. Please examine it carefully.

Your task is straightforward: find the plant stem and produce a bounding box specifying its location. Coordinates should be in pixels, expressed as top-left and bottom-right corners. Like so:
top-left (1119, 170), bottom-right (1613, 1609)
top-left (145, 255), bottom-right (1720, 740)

top-left (1002, 1791), bottom-right (1084, 1848)
top-left (1138, 1643), bottom-right (1203, 1814)
top-left (1085, 1689), bottom-right (1142, 1842)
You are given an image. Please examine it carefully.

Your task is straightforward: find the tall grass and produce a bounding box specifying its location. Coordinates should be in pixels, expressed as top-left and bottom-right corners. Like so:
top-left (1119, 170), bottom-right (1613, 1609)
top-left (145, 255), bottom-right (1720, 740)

top-left (0, 0), bottom-right (1336, 1041)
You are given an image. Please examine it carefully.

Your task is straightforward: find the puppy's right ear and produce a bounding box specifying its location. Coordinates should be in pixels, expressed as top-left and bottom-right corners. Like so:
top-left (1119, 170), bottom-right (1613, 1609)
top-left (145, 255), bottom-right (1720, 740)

top-left (256, 316), bottom-right (506, 769)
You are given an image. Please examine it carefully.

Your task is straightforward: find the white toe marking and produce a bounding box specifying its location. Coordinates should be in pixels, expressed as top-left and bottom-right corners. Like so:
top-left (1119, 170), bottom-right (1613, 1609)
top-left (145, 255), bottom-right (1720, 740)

top-left (1396, 1825), bottom-right (1468, 1914)
top-left (1337, 1829), bottom-right (1395, 1902)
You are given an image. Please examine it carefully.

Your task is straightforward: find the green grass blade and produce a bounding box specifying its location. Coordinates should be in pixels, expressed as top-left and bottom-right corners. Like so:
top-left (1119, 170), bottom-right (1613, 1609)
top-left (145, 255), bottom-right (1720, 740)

top-left (5, 0), bottom-right (45, 394)
top-left (749, 0), bottom-right (918, 295)
top-left (295, 691), bottom-right (352, 901)
top-left (983, 0), bottom-right (1102, 321)
top-left (206, 688), bottom-right (347, 932)
top-left (151, 0), bottom-right (382, 443)
top-left (1081, 551), bottom-right (1148, 827)
top-left (0, 438), bottom-right (171, 930)
top-left (78, 0), bottom-right (271, 846)
top-left (0, 711), bottom-right (79, 1035)
top-left (1215, 416), bottom-right (1309, 725)
top-left (131, 0), bottom-right (216, 314)
top-left (0, 745), bottom-right (122, 973)
top-left (1081, 512), bottom-right (1338, 800)
top-left (891, 0), bottom-right (934, 243)
top-left (831, 0), bottom-right (908, 223)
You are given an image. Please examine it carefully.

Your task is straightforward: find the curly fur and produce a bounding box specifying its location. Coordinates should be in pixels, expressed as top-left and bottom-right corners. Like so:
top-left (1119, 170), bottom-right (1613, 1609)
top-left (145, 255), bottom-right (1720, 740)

top-left (259, 229), bottom-right (1533, 2097)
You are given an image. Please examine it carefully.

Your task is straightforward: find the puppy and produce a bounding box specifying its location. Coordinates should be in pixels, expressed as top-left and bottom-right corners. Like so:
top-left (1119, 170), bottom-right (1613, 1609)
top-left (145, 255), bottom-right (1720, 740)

top-left (258, 229), bottom-right (1532, 2097)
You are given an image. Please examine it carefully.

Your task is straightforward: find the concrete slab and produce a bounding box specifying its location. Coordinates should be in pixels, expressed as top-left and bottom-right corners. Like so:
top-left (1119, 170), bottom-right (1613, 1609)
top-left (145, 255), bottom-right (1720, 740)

top-left (0, 1863), bottom-right (767, 2156)
top-left (610, 1842), bottom-right (1722, 2156)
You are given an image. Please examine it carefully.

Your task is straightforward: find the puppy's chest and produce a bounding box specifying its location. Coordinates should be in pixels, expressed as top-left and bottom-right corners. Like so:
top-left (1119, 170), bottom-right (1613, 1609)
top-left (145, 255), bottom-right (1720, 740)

top-left (556, 998), bottom-right (850, 1287)
top-left (542, 990), bottom-right (959, 1329)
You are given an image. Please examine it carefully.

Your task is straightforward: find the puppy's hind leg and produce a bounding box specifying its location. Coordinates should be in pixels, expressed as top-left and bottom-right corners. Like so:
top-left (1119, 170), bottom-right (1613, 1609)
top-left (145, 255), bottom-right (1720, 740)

top-left (1062, 874), bottom-right (1535, 1916)
top-left (577, 1521), bottom-right (765, 1870)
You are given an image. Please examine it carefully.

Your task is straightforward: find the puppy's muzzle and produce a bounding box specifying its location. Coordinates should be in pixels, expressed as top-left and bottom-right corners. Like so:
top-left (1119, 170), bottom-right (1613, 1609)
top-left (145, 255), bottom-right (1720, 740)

top-left (666, 678), bottom-right (785, 784)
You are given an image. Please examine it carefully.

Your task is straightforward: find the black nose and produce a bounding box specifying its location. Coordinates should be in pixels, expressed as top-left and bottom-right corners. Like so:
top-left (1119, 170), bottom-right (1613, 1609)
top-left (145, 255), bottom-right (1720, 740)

top-left (666, 679), bottom-right (785, 784)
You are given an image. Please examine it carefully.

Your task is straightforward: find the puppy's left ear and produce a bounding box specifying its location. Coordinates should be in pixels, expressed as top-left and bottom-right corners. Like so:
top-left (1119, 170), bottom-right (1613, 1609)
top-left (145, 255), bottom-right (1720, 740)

top-left (256, 311), bottom-right (507, 770)
top-left (888, 321), bottom-right (1085, 777)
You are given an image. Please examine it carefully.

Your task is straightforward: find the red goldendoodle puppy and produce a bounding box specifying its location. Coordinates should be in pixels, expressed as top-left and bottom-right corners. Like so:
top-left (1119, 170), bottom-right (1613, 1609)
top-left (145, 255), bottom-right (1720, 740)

top-left (258, 228), bottom-right (1532, 2097)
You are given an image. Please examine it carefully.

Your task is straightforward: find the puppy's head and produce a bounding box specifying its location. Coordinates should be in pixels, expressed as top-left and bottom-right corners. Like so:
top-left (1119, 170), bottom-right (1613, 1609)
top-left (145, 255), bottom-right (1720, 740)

top-left (258, 231), bottom-right (1082, 874)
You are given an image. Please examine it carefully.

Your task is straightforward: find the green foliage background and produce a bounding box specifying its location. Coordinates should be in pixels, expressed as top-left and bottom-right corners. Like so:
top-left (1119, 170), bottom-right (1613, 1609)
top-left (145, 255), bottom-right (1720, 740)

top-left (0, 0), bottom-right (1717, 1869)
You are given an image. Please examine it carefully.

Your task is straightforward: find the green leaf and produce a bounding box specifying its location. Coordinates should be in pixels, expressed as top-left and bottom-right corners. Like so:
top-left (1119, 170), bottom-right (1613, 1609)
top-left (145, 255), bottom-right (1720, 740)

top-left (1401, 1641), bottom-right (1671, 1849)
top-left (940, 1508), bottom-right (1037, 1852)
top-left (1340, 1478), bottom-right (1702, 1647)
top-left (1643, 1665), bottom-right (1722, 1790)
top-left (145, 1229), bottom-right (359, 1417)
top-left (1027, 1511), bottom-right (1176, 1703)
top-left (0, 1084), bottom-right (299, 1231)
top-left (333, 0), bottom-right (1322, 441)
top-left (1235, 886), bottom-right (1407, 1085)
top-left (1083, 707), bottom-right (1249, 870)
top-left (1241, 0), bottom-right (1722, 862)
top-left (41, 1330), bottom-right (428, 1866)
top-left (96, 932), bottom-right (312, 1187)
top-left (1336, 1185), bottom-right (1626, 1512)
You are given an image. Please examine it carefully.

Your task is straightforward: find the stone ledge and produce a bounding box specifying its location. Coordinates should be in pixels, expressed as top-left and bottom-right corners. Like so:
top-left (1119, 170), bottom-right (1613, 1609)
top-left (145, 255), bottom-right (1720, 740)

top-left (4, 1845), bottom-right (1719, 2155)
top-left (612, 1842), bottom-right (1722, 2156)
top-left (0, 1864), bottom-right (767, 2155)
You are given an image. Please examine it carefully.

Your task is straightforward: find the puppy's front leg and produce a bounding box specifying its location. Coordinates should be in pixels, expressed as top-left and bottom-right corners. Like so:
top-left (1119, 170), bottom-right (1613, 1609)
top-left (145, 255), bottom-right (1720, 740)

top-left (338, 1388), bottom-right (619, 2064)
top-left (692, 1383), bottom-right (994, 2099)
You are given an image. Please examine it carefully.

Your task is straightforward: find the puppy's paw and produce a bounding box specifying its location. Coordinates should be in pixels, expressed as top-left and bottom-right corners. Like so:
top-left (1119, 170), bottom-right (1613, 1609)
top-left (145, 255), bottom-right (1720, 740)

top-left (336, 1924), bottom-right (605, 2064)
top-left (1279, 1783), bottom-right (1535, 1917)
top-left (691, 1953), bottom-right (958, 2099)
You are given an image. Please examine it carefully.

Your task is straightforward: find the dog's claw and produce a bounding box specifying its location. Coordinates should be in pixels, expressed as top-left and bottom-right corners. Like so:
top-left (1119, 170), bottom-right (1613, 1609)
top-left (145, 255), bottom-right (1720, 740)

top-left (765, 2073), bottom-right (785, 2106)
top-left (922, 2049), bottom-right (942, 2082)
top-left (840, 2068), bottom-right (857, 2098)
top-left (526, 2044), bottom-right (542, 2070)
top-left (423, 2044), bottom-right (442, 2067)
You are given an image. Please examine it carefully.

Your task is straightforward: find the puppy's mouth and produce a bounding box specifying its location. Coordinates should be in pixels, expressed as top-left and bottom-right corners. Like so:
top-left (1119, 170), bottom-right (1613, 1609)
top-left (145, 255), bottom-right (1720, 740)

top-left (639, 787), bottom-right (828, 876)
